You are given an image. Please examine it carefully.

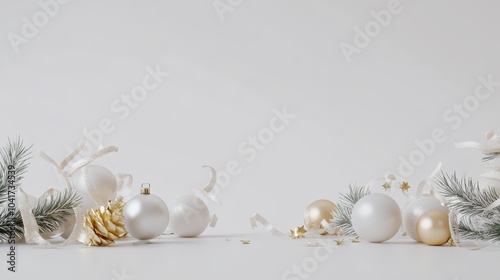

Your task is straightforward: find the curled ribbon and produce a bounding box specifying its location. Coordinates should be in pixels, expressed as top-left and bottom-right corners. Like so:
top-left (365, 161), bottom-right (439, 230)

top-left (19, 188), bottom-right (84, 249)
top-left (249, 213), bottom-right (285, 236)
top-left (201, 165), bottom-right (221, 204)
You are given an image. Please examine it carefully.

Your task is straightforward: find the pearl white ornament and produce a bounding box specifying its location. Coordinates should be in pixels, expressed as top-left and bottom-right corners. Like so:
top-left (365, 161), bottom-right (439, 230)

top-left (402, 196), bottom-right (449, 242)
top-left (170, 195), bottom-right (210, 237)
top-left (72, 165), bottom-right (118, 205)
top-left (351, 193), bottom-right (402, 243)
top-left (124, 185), bottom-right (169, 240)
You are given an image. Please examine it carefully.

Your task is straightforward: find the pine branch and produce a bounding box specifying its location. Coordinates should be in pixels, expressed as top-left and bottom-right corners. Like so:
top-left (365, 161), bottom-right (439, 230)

top-left (0, 189), bottom-right (81, 242)
top-left (435, 172), bottom-right (499, 217)
top-left (483, 151), bottom-right (500, 162)
top-left (0, 137), bottom-right (32, 206)
top-left (330, 185), bottom-right (370, 236)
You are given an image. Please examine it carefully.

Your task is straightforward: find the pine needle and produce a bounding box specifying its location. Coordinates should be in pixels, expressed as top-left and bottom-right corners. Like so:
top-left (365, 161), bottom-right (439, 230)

top-left (0, 188), bottom-right (81, 242)
top-left (330, 185), bottom-right (370, 236)
top-left (483, 151), bottom-right (500, 162)
top-left (0, 137), bottom-right (32, 206)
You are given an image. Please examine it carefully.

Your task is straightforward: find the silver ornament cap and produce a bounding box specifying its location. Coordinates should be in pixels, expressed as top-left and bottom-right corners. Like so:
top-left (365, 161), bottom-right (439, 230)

top-left (124, 183), bottom-right (170, 240)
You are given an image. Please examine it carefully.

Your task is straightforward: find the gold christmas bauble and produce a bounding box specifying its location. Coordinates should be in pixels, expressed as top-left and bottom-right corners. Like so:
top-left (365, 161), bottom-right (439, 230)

top-left (416, 210), bottom-right (451, 246)
top-left (304, 199), bottom-right (337, 232)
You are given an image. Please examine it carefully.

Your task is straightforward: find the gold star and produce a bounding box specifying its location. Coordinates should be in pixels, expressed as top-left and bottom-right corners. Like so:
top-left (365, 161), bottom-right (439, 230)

top-left (240, 240), bottom-right (251, 245)
top-left (447, 237), bottom-right (455, 246)
top-left (290, 226), bottom-right (308, 239)
top-left (400, 181), bottom-right (410, 192)
top-left (382, 182), bottom-right (391, 191)
top-left (335, 239), bottom-right (344, 245)
top-left (351, 236), bottom-right (360, 243)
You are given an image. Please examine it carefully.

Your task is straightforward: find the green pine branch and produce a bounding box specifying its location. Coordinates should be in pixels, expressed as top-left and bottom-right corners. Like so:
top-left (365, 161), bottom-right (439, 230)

top-left (483, 151), bottom-right (500, 162)
top-left (330, 185), bottom-right (370, 236)
top-left (0, 188), bottom-right (81, 242)
top-left (0, 137), bottom-right (32, 206)
top-left (435, 172), bottom-right (499, 217)
top-left (435, 171), bottom-right (500, 244)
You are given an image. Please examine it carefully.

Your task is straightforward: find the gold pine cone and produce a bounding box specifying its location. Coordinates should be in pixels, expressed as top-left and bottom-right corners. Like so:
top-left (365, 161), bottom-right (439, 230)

top-left (79, 197), bottom-right (128, 246)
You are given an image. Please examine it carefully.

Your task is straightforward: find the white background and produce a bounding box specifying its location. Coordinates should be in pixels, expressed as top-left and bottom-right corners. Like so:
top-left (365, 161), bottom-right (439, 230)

top-left (1, 0), bottom-right (500, 279)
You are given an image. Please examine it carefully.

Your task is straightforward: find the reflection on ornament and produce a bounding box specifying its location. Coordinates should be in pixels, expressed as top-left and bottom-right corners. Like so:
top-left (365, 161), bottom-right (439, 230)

top-left (304, 199), bottom-right (337, 233)
top-left (402, 197), bottom-right (449, 242)
top-left (123, 184), bottom-right (169, 240)
top-left (416, 210), bottom-right (451, 246)
top-left (170, 195), bottom-right (210, 237)
top-left (351, 193), bottom-right (402, 243)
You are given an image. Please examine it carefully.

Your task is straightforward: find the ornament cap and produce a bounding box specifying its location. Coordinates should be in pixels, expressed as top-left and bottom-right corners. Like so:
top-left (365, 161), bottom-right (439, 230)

top-left (141, 183), bottom-right (151, 195)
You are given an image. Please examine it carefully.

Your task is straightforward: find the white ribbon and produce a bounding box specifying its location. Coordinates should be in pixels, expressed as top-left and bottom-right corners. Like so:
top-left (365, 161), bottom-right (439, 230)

top-left (249, 213), bottom-right (285, 236)
top-left (201, 165), bottom-right (221, 204)
top-left (19, 188), bottom-right (84, 249)
top-left (209, 214), bottom-right (218, 228)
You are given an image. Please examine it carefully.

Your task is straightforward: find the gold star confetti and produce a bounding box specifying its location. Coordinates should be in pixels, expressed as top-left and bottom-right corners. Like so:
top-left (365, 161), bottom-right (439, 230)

top-left (335, 239), bottom-right (344, 245)
top-left (447, 237), bottom-right (455, 246)
top-left (382, 182), bottom-right (391, 191)
top-left (400, 181), bottom-right (410, 192)
top-left (290, 226), bottom-right (308, 239)
top-left (240, 240), bottom-right (251, 245)
top-left (351, 236), bottom-right (360, 243)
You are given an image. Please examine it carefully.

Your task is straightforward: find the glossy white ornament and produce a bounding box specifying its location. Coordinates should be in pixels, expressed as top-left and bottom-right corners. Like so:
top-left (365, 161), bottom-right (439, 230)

top-left (72, 165), bottom-right (118, 205)
top-left (402, 196), bottom-right (449, 242)
top-left (124, 185), bottom-right (169, 240)
top-left (351, 193), bottom-right (402, 243)
top-left (170, 195), bottom-right (210, 237)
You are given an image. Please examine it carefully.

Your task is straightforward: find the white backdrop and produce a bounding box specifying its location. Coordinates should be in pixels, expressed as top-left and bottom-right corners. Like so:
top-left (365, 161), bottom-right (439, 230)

top-left (1, 0), bottom-right (500, 236)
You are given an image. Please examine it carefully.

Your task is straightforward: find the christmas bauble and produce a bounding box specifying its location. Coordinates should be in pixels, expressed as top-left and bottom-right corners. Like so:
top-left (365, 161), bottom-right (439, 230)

top-left (351, 193), bottom-right (402, 243)
top-left (170, 195), bottom-right (210, 237)
top-left (416, 210), bottom-right (451, 246)
top-left (123, 184), bottom-right (169, 240)
top-left (303, 199), bottom-right (337, 231)
top-left (72, 165), bottom-right (118, 205)
top-left (402, 197), bottom-right (449, 242)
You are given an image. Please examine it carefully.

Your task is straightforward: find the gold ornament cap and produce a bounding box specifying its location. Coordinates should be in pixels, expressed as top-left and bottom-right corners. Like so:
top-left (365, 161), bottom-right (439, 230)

top-left (141, 183), bottom-right (151, 195)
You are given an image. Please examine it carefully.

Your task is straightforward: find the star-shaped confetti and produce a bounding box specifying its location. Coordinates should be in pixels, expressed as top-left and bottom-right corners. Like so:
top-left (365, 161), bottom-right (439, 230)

top-left (335, 239), bottom-right (344, 245)
top-left (382, 182), bottom-right (391, 191)
top-left (240, 240), bottom-right (251, 245)
top-left (351, 236), bottom-right (360, 243)
top-left (400, 181), bottom-right (410, 192)
top-left (290, 226), bottom-right (308, 239)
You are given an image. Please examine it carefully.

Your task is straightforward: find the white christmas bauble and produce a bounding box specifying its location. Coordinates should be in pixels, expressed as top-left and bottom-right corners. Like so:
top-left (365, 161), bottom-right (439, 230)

top-left (124, 186), bottom-right (169, 240)
top-left (170, 195), bottom-right (210, 237)
top-left (352, 193), bottom-right (402, 243)
top-left (402, 196), bottom-right (449, 242)
top-left (72, 165), bottom-right (118, 205)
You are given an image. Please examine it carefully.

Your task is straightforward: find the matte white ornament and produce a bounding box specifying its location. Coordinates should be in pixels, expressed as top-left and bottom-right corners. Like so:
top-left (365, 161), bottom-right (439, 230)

top-left (124, 184), bottom-right (170, 240)
top-left (402, 196), bottom-right (449, 242)
top-left (351, 193), bottom-right (402, 243)
top-left (170, 195), bottom-right (210, 237)
top-left (72, 165), bottom-right (118, 206)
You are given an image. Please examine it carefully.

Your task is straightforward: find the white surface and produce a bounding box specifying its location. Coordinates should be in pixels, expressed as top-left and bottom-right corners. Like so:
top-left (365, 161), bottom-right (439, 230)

top-left (1, 0), bottom-right (500, 279)
top-left (2, 234), bottom-right (499, 280)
